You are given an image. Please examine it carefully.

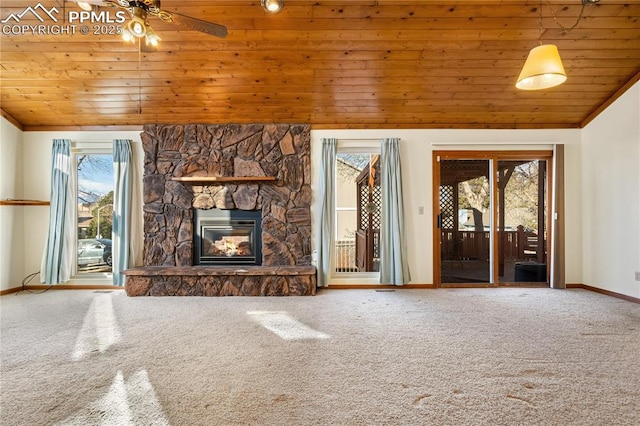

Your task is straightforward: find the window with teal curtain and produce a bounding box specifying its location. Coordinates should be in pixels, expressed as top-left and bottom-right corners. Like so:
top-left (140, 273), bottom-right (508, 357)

top-left (74, 148), bottom-right (113, 276)
top-left (333, 143), bottom-right (382, 282)
top-left (41, 139), bottom-right (74, 284)
top-left (379, 138), bottom-right (410, 285)
top-left (112, 139), bottom-right (132, 286)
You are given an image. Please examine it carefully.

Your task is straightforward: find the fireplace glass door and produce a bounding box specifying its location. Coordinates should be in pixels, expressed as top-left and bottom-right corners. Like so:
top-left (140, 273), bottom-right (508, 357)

top-left (201, 222), bottom-right (255, 262)
top-left (194, 209), bottom-right (262, 265)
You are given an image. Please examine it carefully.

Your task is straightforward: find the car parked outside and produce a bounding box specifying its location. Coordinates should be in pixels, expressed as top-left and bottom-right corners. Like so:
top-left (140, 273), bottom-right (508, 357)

top-left (77, 238), bottom-right (112, 267)
top-left (96, 238), bottom-right (113, 266)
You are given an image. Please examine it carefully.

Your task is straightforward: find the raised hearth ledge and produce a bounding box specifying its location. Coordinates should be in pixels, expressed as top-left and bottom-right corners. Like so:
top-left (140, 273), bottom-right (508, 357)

top-left (122, 266), bottom-right (317, 297)
top-left (171, 176), bottom-right (276, 183)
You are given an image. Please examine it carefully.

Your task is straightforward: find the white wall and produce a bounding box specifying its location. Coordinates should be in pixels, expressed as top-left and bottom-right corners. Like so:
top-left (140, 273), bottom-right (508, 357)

top-left (5, 125), bottom-right (584, 290)
top-left (582, 82), bottom-right (640, 298)
top-left (0, 117), bottom-right (25, 291)
top-left (311, 129), bottom-right (583, 285)
top-left (4, 84), bottom-right (639, 296)
top-left (19, 130), bottom-right (143, 284)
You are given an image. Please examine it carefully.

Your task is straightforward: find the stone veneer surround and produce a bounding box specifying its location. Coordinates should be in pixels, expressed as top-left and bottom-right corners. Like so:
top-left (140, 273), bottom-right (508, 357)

top-left (123, 123), bottom-right (316, 296)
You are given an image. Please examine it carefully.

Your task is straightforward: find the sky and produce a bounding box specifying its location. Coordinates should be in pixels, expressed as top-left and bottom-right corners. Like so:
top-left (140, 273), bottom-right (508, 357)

top-left (77, 154), bottom-right (113, 203)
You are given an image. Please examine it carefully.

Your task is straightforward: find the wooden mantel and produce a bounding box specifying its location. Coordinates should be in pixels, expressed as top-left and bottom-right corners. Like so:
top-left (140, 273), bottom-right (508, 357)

top-left (171, 176), bottom-right (276, 183)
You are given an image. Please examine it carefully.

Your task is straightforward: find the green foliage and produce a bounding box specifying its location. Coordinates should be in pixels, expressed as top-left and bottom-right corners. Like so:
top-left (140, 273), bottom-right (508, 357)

top-left (458, 177), bottom-right (490, 211)
top-left (456, 161), bottom-right (543, 233)
top-left (85, 192), bottom-right (114, 239)
top-left (504, 161), bottom-right (542, 232)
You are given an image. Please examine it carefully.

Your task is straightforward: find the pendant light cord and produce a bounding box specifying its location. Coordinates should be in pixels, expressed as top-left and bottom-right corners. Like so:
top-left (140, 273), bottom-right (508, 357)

top-left (138, 38), bottom-right (142, 114)
top-left (538, 0), bottom-right (544, 42)
top-left (544, 0), bottom-right (592, 34)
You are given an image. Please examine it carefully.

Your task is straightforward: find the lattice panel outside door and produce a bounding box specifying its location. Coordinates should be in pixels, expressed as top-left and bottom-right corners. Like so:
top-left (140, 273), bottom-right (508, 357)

top-left (439, 185), bottom-right (455, 230)
top-left (356, 181), bottom-right (381, 272)
top-left (359, 184), bottom-right (381, 230)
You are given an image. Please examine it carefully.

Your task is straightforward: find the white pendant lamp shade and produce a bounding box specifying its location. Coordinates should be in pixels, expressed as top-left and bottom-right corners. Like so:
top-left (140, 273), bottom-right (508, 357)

top-left (516, 44), bottom-right (567, 90)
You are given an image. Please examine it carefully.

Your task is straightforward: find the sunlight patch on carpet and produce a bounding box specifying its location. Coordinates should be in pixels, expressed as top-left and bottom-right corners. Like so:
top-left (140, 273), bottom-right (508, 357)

top-left (56, 370), bottom-right (169, 426)
top-left (247, 311), bottom-right (330, 340)
top-left (72, 294), bottom-right (121, 361)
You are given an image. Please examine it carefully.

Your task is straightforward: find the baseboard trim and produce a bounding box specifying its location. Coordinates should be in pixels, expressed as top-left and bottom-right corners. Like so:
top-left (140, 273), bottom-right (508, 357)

top-left (567, 283), bottom-right (640, 304)
top-left (324, 283), bottom-right (639, 304)
top-left (4, 283), bottom-right (637, 304)
top-left (1, 285), bottom-right (124, 295)
top-left (439, 283), bottom-right (549, 289)
top-left (325, 284), bottom-right (436, 290)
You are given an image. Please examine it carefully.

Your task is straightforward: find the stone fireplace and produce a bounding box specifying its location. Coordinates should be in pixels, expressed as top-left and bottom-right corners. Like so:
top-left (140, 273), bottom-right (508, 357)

top-left (123, 124), bottom-right (316, 296)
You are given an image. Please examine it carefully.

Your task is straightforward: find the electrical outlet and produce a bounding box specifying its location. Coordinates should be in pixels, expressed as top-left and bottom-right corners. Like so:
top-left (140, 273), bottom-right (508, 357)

top-left (635, 271), bottom-right (640, 281)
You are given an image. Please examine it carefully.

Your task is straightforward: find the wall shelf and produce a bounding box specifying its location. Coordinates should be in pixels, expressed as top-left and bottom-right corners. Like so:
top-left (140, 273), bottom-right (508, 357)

top-left (172, 176), bottom-right (276, 183)
top-left (0, 199), bottom-right (50, 206)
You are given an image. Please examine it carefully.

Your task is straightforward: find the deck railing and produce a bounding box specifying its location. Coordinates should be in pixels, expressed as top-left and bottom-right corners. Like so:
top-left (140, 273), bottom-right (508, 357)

top-left (335, 239), bottom-right (358, 272)
top-left (441, 226), bottom-right (543, 260)
top-left (337, 228), bottom-right (542, 268)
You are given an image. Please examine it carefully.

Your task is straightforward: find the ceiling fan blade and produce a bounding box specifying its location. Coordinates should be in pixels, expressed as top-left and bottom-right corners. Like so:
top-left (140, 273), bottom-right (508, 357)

top-left (139, 0), bottom-right (161, 14)
top-left (168, 11), bottom-right (228, 38)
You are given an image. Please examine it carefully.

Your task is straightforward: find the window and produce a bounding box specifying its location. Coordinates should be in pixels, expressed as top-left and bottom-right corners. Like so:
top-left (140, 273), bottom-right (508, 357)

top-left (333, 142), bottom-right (381, 282)
top-left (73, 143), bottom-right (114, 277)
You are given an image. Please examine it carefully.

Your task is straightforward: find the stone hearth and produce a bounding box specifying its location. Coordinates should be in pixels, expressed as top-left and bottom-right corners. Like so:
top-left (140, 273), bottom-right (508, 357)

top-left (124, 123), bottom-right (316, 296)
top-left (124, 266), bottom-right (316, 296)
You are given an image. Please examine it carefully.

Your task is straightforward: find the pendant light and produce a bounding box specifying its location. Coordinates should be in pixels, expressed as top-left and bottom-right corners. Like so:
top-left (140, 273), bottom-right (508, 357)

top-left (516, 44), bottom-right (566, 90)
top-left (516, 0), bottom-right (599, 90)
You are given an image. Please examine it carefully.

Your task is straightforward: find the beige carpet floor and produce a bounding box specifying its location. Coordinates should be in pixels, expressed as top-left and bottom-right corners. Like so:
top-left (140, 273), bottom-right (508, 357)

top-left (1, 287), bottom-right (639, 425)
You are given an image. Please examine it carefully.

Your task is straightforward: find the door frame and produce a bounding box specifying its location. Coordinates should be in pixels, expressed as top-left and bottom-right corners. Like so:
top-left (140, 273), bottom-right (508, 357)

top-left (432, 150), bottom-right (556, 287)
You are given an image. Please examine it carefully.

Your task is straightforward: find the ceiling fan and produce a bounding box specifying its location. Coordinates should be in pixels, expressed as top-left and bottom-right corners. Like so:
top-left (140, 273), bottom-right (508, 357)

top-left (67, 0), bottom-right (228, 47)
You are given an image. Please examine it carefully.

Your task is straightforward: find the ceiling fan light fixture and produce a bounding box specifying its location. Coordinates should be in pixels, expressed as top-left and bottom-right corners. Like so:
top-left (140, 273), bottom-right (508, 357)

top-left (126, 5), bottom-right (149, 38)
top-left (76, 2), bottom-right (96, 12)
top-left (516, 44), bottom-right (567, 90)
top-left (261, 0), bottom-right (284, 13)
top-left (126, 16), bottom-right (147, 38)
top-left (145, 26), bottom-right (161, 47)
top-left (122, 31), bottom-right (135, 42)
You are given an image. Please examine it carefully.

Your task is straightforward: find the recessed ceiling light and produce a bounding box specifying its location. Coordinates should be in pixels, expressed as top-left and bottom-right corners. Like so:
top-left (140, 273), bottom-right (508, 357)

top-left (261, 0), bottom-right (284, 14)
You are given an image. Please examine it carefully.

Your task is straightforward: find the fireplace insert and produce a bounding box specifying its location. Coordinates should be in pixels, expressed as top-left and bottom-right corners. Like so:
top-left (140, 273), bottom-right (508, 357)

top-left (194, 209), bottom-right (262, 266)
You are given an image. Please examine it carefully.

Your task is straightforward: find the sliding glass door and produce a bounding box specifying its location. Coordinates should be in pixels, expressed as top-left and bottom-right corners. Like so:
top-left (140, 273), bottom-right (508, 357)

top-left (496, 159), bottom-right (548, 283)
top-left (438, 159), bottom-right (492, 284)
top-left (434, 151), bottom-right (551, 286)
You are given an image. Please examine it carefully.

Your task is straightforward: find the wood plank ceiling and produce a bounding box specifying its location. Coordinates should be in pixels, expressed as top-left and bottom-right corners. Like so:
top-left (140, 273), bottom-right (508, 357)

top-left (1, 0), bottom-right (639, 130)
